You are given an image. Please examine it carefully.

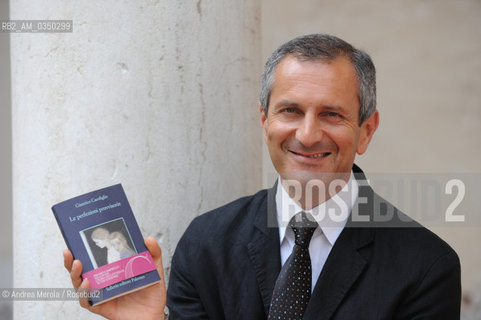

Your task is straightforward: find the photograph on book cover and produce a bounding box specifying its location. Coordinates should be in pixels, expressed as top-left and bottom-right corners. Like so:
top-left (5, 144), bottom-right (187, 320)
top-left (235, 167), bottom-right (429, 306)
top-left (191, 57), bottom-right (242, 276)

top-left (80, 218), bottom-right (137, 269)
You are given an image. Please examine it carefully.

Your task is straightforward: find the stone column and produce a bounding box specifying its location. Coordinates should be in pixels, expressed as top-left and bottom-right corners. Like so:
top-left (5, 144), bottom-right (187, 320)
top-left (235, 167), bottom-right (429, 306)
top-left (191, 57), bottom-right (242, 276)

top-left (11, 1), bottom-right (261, 318)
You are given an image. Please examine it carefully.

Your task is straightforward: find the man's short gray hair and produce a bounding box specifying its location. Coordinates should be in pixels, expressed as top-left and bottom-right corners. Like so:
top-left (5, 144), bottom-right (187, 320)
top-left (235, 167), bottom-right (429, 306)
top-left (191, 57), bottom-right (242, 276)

top-left (260, 34), bottom-right (376, 125)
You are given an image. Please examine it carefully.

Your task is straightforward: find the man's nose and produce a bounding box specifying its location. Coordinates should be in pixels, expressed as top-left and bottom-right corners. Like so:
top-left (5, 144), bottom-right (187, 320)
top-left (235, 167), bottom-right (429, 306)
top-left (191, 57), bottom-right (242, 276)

top-left (295, 114), bottom-right (323, 147)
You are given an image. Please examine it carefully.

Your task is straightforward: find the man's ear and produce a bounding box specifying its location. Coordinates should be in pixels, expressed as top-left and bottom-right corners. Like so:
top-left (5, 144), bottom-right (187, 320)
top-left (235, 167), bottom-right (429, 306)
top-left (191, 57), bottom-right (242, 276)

top-left (357, 110), bottom-right (379, 155)
top-left (259, 103), bottom-right (268, 143)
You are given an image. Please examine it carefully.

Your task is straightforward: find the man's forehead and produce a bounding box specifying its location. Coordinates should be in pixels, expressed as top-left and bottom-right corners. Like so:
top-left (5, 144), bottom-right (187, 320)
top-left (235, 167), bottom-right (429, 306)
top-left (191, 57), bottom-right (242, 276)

top-left (276, 54), bottom-right (354, 75)
top-left (271, 56), bottom-right (359, 94)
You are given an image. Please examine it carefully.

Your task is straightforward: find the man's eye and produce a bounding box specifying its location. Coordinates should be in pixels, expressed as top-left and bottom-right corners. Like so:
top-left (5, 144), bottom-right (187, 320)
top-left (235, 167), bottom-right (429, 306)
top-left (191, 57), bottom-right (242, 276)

top-left (283, 107), bottom-right (296, 113)
top-left (326, 112), bottom-right (340, 118)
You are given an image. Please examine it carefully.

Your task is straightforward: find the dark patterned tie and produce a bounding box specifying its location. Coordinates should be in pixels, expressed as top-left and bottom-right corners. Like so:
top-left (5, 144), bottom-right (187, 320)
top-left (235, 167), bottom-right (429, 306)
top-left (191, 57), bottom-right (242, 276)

top-left (268, 212), bottom-right (318, 320)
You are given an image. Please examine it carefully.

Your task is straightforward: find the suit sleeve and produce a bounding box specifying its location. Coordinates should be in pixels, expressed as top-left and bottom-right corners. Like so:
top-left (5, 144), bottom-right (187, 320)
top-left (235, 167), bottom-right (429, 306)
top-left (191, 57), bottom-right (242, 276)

top-left (167, 224), bottom-right (209, 320)
top-left (396, 250), bottom-right (461, 320)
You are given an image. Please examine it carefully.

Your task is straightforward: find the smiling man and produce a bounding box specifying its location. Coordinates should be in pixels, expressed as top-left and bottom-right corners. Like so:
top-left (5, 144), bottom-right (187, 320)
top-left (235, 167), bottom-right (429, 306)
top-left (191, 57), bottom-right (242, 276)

top-left (65, 34), bottom-right (461, 320)
top-left (166, 34), bottom-right (460, 319)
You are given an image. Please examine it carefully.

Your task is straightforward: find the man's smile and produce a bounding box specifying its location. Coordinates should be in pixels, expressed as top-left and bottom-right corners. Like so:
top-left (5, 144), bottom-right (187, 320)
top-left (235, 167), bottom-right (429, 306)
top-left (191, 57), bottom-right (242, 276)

top-left (289, 150), bottom-right (331, 158)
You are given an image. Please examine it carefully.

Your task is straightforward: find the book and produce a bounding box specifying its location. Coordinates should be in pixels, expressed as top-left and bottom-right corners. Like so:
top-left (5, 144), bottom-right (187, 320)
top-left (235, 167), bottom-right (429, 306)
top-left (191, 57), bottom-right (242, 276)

top-left (52, 184), bottom-right (161, 305)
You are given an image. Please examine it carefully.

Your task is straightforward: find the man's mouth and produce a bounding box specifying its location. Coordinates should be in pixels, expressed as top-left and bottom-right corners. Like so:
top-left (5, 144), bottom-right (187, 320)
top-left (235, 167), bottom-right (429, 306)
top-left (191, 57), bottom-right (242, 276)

top-left (290, 151), bottom-right (331, 158)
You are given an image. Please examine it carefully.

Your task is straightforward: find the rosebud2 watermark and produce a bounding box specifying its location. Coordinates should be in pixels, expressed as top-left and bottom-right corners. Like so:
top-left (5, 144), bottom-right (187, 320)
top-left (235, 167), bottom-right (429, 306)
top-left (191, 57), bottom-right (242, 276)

top-left (266, 173), bottom-right (480, 228)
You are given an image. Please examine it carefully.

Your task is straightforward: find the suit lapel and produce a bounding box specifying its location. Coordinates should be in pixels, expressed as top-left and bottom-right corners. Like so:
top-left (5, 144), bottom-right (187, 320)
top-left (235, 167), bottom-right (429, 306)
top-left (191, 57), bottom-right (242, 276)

top-left (303, 226), bottom-right (373, 319)
top-left (304, 165), bottom-right (375, 319)
top-left (247, 182), bottom-right (281, 314)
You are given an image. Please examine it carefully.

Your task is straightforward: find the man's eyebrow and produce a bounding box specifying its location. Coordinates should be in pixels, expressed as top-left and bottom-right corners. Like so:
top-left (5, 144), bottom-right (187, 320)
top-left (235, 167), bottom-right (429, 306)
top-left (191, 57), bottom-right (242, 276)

top-left (272, 100), bottom-right (299, 110)
top-left (272, 100), bottom-right (345, 111)
top-left (322, 105), bottom-right (344, 112)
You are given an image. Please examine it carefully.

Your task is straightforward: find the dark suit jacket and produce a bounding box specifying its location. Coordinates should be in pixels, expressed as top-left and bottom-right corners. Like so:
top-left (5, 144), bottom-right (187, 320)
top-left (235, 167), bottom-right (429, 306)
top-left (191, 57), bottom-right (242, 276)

top-left (167, 165), bottom-right (461, 319)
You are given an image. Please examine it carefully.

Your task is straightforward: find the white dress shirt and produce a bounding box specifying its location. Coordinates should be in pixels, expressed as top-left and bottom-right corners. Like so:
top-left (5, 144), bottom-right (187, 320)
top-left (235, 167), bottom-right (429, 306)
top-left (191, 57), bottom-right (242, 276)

top-left (275, 172), bottom-right (359, 291)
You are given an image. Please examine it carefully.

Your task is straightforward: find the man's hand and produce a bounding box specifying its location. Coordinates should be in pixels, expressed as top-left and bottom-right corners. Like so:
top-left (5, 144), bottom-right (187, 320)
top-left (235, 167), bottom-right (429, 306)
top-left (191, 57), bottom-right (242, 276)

top-left (63, 237), bottom-right (167, 320)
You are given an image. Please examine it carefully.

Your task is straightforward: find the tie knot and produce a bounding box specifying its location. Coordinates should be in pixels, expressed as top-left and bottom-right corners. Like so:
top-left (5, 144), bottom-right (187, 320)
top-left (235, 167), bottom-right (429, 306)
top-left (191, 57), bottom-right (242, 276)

top-left (289, 212), bottom-right (318, 247)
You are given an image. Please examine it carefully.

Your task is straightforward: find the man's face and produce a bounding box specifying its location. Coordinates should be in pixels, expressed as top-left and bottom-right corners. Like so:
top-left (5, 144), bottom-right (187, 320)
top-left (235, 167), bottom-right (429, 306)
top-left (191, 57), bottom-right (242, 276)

top-left (261, 55), bottom-right (378, 190)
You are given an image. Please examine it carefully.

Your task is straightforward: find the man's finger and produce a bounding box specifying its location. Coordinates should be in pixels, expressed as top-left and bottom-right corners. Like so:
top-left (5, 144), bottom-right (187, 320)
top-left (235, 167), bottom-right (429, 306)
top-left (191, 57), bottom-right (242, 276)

top-left (63, 249), bottom-right (73, 272)
top-left (145, 237), bottom-right (164, 277)
top-left (78, 278), bottom-right (92, 310)
top-left (70, 260), bottom-right (83, 289)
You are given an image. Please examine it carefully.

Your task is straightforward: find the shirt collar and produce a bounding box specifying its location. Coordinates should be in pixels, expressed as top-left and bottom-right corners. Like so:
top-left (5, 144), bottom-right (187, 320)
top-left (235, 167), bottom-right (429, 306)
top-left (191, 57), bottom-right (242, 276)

top-left (275, 172), bottom-right (359, 246)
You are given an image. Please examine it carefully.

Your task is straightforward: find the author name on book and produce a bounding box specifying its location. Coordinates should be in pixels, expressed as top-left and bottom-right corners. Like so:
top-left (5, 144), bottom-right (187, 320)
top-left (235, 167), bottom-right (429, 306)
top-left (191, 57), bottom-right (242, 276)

top-left (75, 195), bottom-right (109, 208)
top-left (69, 194), bottom-right (122, 223)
